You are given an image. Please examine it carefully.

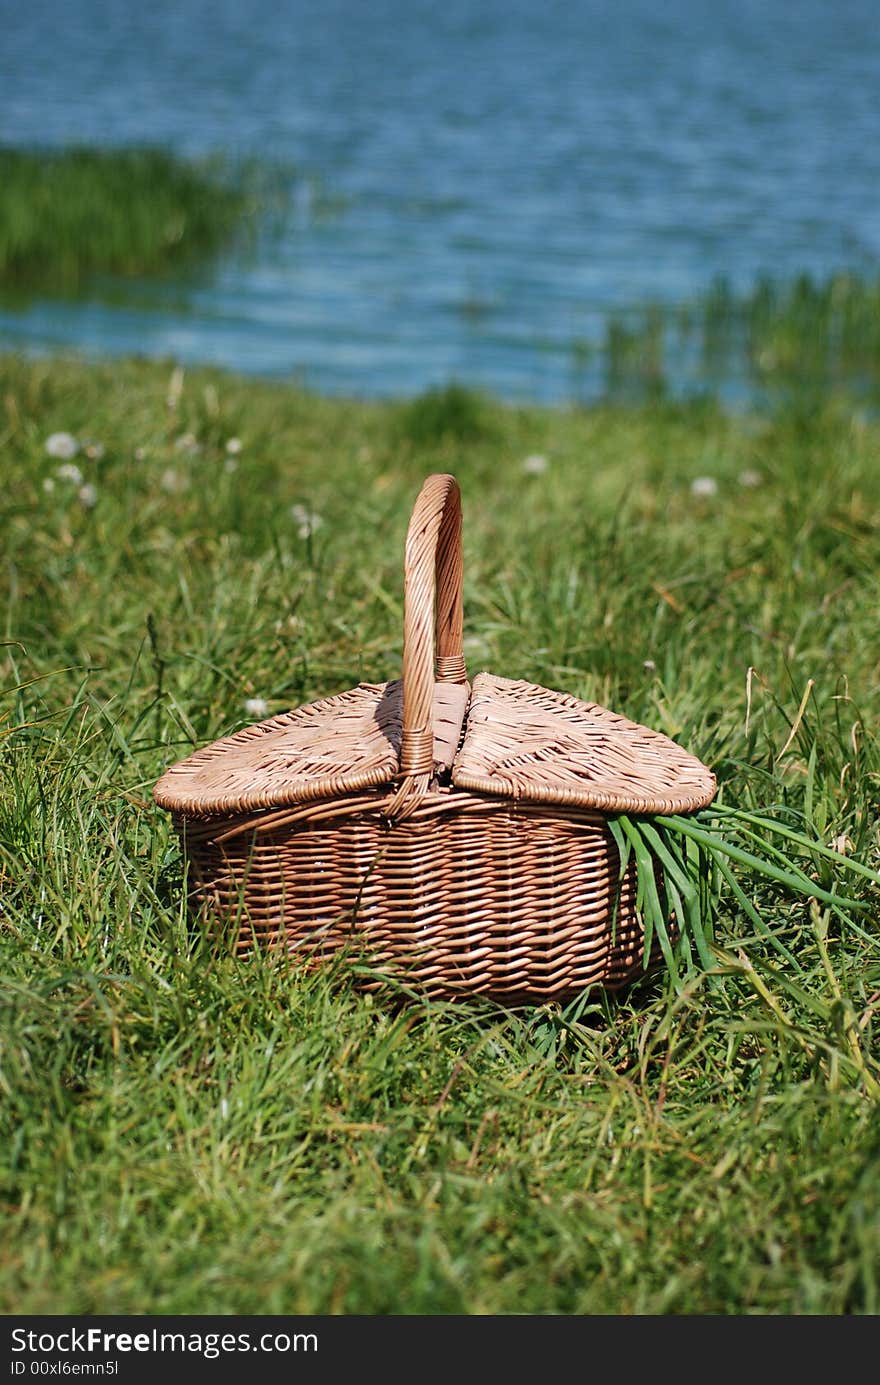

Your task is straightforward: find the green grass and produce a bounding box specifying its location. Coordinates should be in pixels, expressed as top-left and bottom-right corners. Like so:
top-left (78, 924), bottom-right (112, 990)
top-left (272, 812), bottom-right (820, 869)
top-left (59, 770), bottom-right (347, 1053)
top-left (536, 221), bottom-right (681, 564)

top-left (0, 146), bottom-right (264, 291)
top-left (601, 270), bottom-right (880, 404)
top-left (1, 353), bottom-right (879, 1314)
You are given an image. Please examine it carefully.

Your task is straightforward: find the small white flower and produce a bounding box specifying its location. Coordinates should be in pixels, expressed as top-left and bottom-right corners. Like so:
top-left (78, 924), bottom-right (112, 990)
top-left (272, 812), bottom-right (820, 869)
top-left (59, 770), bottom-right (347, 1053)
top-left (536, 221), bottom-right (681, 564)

top-left (225, 437), bottom-right (242, 456)
top-left (134, 446), bottom-right (148, 462)
top-left (224, 457), bottom-right (239, 473)
top-left (42, 477), bottom-right (55, 493)
top-left (78, 483), bottom-right (98, 509)
top-left (174, 431), bottom-right (200, 455)
top-left (45, 432), bottom-right (79, 460)
top-left (83, 441), bottom-right (105, 461)
top-left (244, 697), bottom-right (269, 719)
top-left (643, 659), bottom-right (656, 673)
top-left (161, 467), bottom-right (188, 494)
top-left (690, 476), bottom-right (718, 498)
top-left (738, 469), bottom-right (762, 488)
top-left (521, 453), bottom-right (548, 475)
top-left (290, 504), bottom-right (323, 538)
top-left (56, 462), bottom-right (84, 486)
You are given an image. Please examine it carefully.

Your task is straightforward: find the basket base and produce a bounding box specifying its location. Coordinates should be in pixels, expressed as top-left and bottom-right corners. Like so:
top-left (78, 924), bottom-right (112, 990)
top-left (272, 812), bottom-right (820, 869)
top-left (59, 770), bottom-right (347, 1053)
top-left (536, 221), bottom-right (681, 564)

top-left (176, 793), bottom-right (669, 1002)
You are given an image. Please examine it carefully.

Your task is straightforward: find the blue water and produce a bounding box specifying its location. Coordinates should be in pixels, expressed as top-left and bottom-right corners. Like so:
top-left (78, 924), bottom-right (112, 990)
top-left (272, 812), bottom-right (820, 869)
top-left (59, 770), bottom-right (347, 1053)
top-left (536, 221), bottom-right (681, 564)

top-left (1, 0), bottom-right (879, 401)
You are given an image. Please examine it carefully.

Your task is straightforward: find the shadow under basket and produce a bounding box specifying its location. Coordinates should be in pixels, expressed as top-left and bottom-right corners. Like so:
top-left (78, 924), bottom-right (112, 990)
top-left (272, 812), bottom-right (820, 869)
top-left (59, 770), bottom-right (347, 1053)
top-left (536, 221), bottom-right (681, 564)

top-left (154, 473), bottom-right (717, 1002)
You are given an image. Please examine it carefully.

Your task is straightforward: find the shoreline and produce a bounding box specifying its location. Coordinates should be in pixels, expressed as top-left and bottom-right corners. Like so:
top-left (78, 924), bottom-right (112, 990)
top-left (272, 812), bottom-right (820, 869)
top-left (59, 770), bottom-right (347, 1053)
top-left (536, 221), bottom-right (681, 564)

top-left (2, 343), bottom-right (875, 424)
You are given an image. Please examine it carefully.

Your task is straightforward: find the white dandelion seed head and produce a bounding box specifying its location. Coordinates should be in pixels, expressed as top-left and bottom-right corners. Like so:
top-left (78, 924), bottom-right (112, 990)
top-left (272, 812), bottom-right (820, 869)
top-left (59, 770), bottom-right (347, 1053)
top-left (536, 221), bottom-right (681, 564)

top-left (225, 437), bottom-right (243, 456)
top-left (521, 453), bottom-right (548, 475)
top-left (224, 457), bottom-right (239, 473)
top-left (738, 469), bottom-right (763, 488)
top-left (290, 504), bottom-right (323, 538)
top-left (42, 477), bottom-right (55, 493)
top-left (78, 483), bottom-right (98, 510)
top-left (160, 468), bottom-right (188, 494)
top-left (45, 432), bottom-right (79, 460)
top-left (83, 441), bottom-right (105, 461)
top-left (244, 697), bottom-right (269, 719)
top-left (134, 446), bottom-right (148, 462)
top-left (174, 432), bottom-right (200, 455)
top-left (56, 462), bottom-right (84, 486)
top-left (643, 659), bottom-right (657, 673)
top-left (690, 476), bottom-right (718, 498)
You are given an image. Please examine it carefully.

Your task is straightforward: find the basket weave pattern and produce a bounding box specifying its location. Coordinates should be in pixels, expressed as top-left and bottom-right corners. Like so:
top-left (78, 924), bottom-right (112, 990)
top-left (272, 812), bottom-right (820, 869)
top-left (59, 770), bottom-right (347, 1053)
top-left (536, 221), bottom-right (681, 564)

top-left (155, 474), bottom-right (716, 1001)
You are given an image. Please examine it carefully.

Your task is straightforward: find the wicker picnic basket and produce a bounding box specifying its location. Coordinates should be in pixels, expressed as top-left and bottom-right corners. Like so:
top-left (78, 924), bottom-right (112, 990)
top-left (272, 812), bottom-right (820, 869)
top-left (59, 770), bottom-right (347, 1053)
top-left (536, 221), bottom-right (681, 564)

top-left (154, 472), bottom-right (716, 1001)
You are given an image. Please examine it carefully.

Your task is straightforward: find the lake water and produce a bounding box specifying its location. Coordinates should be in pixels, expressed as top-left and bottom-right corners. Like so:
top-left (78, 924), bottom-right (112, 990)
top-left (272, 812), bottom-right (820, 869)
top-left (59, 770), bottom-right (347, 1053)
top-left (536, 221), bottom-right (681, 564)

top-left (1, 0), bottom-right (879, 402)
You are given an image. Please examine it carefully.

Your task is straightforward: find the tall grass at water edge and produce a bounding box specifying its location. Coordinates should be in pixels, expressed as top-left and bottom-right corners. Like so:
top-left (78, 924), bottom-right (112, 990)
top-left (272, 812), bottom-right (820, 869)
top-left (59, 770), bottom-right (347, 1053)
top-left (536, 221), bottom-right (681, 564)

top-left (1, 355), bottom-right (879, 1313)
top-left (600, 271), bottom-right (880, 407)
top-left (0, 146), bottom-right (273, 292)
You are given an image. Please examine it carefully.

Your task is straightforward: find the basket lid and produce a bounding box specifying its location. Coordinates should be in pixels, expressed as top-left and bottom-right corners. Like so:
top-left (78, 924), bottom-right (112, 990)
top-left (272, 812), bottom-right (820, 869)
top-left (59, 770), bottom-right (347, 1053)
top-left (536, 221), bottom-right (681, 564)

top-left (153, 677), bottom-right (472, 817)
top-left (153, 681), bottom-right (402, 817)
top-left (153, 475), bottom-right (716, 821)
top-left (450, 673), bottom-right (716, 814)
top-left (154, 670), bottom-right (716, 818)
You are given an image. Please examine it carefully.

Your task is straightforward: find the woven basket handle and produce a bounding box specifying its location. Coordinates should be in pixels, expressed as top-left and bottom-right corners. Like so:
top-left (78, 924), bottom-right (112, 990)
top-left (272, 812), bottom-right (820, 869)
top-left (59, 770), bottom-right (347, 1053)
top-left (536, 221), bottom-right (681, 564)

top-left (399, 473), bottom-right (468, 781)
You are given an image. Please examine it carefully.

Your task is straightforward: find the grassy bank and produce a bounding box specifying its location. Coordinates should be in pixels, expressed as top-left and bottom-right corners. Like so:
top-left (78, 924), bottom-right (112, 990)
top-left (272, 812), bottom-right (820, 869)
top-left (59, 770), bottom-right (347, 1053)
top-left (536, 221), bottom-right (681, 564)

top-left (1, 354), bottom-right (879, 1313)
top-left (0, 146), bottom-right (261, 291)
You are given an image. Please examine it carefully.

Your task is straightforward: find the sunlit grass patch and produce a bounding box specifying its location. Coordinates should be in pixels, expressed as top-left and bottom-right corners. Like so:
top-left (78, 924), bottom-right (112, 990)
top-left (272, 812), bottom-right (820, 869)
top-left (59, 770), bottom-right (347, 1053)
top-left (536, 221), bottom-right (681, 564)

top-left (1, 352), bottom-right (879, 1314)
